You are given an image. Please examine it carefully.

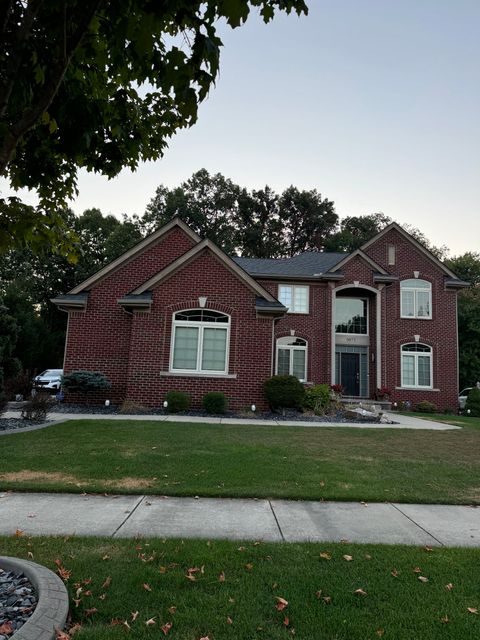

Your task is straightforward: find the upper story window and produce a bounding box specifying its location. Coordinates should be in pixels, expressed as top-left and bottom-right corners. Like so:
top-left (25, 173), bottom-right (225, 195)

top-left (401, 343), bottom-right (432, 388)
top-left (170, 309), bottom-right (230, 374)
top-left (400, 279), bottom-right (432, 319)
top-left (335, 298), bottom-right (368, 334)
top-left (278, 285), bottom-right (309, 314)
top-left (276, 336), bottom-right (307, 382)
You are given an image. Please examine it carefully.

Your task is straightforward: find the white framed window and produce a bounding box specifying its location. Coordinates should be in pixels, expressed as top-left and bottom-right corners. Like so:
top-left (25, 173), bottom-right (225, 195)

top-left (400, 279), bottom-right (432, 319)
top-left (401, 343), bottom-right (432, 388)
top-left (276, 336), bottom-right (307, 382)
top-left (170, 309), bottom-right (230, 374)
top-left (278, 284), bottom-right (309, 314)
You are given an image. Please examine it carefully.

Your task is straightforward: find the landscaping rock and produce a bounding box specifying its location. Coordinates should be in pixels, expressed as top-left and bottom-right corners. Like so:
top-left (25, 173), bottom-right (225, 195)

top-left (0, 568), bottom-right (37, 634)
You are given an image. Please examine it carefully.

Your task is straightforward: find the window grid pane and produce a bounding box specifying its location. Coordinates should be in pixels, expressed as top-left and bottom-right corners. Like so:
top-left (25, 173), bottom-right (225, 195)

top-left (201, 328), bottom-right (227, 372)
top-left (417, 356), bottom-right (431, 386)
top-left (401, 290), bottom-right (415, 317)
top-left (416, 291), bottom-right (430, 317)
top-left (292, 350), bottom-right (306, 380)
top-left (277, 349), bottom-right (291, 376)
top-left (173, 327), bottom-right (199, 370)
top-left (293, 286), bottom-right (308, 313)
top-left (402, 355), bottom-right (415, 386)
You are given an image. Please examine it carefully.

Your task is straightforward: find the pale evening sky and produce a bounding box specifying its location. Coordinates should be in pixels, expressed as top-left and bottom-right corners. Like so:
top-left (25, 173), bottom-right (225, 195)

top-left (2, 0), bottom-right (479, 256)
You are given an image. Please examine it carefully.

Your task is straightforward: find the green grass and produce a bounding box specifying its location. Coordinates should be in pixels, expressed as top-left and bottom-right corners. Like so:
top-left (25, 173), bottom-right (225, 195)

top-left (1, 419), bottom-right (480, 504)
top-left (1, 535), bottom-right (479, 639)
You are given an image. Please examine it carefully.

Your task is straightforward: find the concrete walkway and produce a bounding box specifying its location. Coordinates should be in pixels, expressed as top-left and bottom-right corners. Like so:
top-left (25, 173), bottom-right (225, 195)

top-left (1, 409), bottom-right (461, 432)
top-left (0, 492), bottom-right (478, 547)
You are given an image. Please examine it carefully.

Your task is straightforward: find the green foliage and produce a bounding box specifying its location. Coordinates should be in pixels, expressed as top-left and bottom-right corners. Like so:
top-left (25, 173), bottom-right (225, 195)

top-left (303, 384), bottom-right (331, 415)
top-left (465, 387), bottom-right (480, 417)
top-left (202, 391), bottom-right (227, 414)
top-left (414, 400), bottom-right (438, 413)
top-left (61, 371), bottom-right (112, 396)
top-left (165, 390), bottom-right (191, 413)
top-left (446, 252), bottom-right (480, 286)
top-left (0, 1), bottom-right (308, 252)
top-left (264, 375), bottom-right (305, 410)
top-left (0, 298), bottom-right (20, 402)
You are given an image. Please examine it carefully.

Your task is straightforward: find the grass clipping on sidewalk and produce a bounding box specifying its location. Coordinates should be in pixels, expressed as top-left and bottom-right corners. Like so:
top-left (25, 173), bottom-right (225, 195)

top-left (2, 534), bottom-right (479, 639)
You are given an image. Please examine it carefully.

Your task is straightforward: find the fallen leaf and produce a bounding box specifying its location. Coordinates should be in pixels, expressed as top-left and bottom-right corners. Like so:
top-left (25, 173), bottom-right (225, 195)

top-left (226, 617), bottom-right (233, 625)
top-left (418, 576), bottom-right (429, 583)
top-left (376, 629), bottom-right (385, 637)
top-left (14, 529), bottom-right (24, 537)
top-left (168, 606), bottom-right (177, 615)
top-left (69, 623), bottom-right (82, 636)
top-left (322, 596), bottom-right (332, 604)
top-left (0, 622), bottom-right (13, 634)
top-left (315, 590), bottom-right (322, 599)
top-left (424, 546), bottom-right (433, 552)
top-left (131, 611), bottom-right (139, 622)
top-left (55, 628), bottom-right (70, 639)
top-left (343, 555), bottom-right (353, 562)
top-left (283, 616), bottom-right (290, 627)
top-left (467, 607), bottom-right (478, 615)
top-left (275, 596), bottom-right (289, 611)
top-left (391, 568), bottom-right (399, 578)
top-left (185, 573), bottom-right (196, 582)
top-left (143, 583), bottom-right (152, 591)
top-left (413, 566), bottom-right (422, 573)
top-left (354, 588), bottom-right (367, 596)
top-left (98, 593), bottom-right (107, 601)
top-left (145, 617), bottom-right (156, 626)
top-left (102, 555), bottom-right (110, 561)
top-left (199, 636), bottom-right (210, 640)
top-left (161, 622), bottom-right (173, 635)
top-left (319, 552), bottom-right (331, 560)
top-left (57, 566), bottom-right (72, 581)
top-left (445, 583), bottom-right (454, 591)
top-left (441, 615), bottom-right (449, 624)
top-left (365, 554), bottom-right (372, 560)
top-left (245, 563), bottom-right (254, 571)
top-left (27, 551), bottom-right (34, 559)
top-left (102, 576), bottom-right (112, 589)
top-left (218, 571), bottom-right (225, 582)
top-left (84, 608), bottom-right (98, 617)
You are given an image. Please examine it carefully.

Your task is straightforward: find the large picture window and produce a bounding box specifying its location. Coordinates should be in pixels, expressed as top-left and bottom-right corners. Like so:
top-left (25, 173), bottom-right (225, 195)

top-left (171, 310), bottom-right (230, 374)
top-left (401, 343), bottom-right (432, 388)
top-left (400, 279), bottom-right (432, 319)
top-left (335, 298), bottom-right (368, 334)
top-left (276, 336), bottom-right (307, 382)
top-left (278, 285), bottom-right (309, 314)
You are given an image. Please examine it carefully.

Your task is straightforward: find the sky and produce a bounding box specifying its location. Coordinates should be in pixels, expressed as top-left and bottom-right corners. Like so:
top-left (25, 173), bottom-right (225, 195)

top-left (2, 0), bottom-right (480, 256)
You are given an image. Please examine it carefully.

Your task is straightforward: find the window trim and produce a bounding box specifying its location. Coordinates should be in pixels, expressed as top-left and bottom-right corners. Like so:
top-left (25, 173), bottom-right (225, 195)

top-left (169, 309), bottom-right (231, 375)
top-left (275, 336), bottom-right (308, 382)
top-left (400, 279), bottom-right (432, 319)
top-left (334, 296), bottom-right (369, 336)
top-left (400, 343), bottom-right (433, 389)
top-left (278, 284), bottom-right (309, 314)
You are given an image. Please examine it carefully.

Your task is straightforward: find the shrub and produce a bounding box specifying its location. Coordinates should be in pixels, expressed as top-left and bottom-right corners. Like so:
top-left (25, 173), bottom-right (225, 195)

top-left (330, 384), bottom-right (343, 396)
top-left (303, 384), bottom-right (331, 415)
top-left (465, 386), bottom-right (480, 417)
top-left (62, 371), bottom-right (112, 397)
top-left (21, 394), bottom-right (52, 422)
top-left (414, 400), bottom-right (437, 413)
top-left (203, 391), bottom-right (227, 414)
top-left (264, 375), bottom-right (305, 411)
top-left (4, 370), bottom-right (32, 400)
top-left (0, 393), bottom-right (7, 415)
top-left (119, 400), bottom-right (151, 415)
top-left (165, 390), bottom-right (190, 413)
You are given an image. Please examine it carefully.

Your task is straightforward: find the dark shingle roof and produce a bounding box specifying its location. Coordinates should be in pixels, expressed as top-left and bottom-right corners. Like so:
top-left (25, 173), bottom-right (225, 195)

top-left (232, 251), bottom-right (349, 277)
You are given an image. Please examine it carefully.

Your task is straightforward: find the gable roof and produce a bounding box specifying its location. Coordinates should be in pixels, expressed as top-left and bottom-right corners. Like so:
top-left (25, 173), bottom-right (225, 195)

top-left (232, 251), bottom-right (348, 278)
top-left (360, 222), bottom-right (459, 279)
top-left (329, 248), bottom-right (388, 274)
top-left (69, 217), bottom-right (201, 294)
top-left (132, 239), bottom-right (278, 302)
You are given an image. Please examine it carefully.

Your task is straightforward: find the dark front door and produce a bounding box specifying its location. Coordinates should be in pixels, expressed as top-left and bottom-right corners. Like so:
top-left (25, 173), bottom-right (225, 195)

top-left (341, 353), bottom-right (360, 396)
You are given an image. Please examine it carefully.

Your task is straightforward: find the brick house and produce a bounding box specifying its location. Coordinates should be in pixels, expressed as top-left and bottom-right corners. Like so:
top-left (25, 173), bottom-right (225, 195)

top-left (52, 217), bottom-right (467, 411)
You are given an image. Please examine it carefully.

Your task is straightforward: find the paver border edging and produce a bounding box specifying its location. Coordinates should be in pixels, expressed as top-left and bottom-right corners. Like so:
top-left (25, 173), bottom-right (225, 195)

top-left (0, 556), bottom-right (69, 640)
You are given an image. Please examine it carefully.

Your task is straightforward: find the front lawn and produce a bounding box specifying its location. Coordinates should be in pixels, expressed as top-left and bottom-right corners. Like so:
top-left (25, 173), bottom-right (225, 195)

top-left (1, 535), bottom-right (479, 639)
top-left (1, 419), bottom-right (479, 504)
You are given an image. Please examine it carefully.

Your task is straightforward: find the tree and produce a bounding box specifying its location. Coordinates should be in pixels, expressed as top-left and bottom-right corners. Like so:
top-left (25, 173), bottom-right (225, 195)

top-left (0, 298), bottom-right (21, 402)
top-left (324, 213), bottom-right (392, 252)
top-left (237, 186), bottom-right (283, 258)
top-left (446, 252), bottom-right (480, 286)
top-left (0, 1), bottom-right (308, 252)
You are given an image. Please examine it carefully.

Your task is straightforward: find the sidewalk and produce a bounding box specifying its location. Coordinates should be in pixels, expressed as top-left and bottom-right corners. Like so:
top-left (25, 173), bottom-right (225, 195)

top-left (0, 492), bottom-right (478, 547)
top-left (1, 410), bottom-right (460, 432)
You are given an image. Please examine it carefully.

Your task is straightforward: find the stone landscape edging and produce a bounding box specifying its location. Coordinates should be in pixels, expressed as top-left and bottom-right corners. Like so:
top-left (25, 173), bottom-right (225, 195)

top-left (0, 556), bottom-right (69, 640)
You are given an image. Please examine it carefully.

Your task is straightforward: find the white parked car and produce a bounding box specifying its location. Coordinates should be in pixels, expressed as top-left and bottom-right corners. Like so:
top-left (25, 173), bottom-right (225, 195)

top-left (33, 369), bottom-right (63, 391)
top-left (459, 387), bottom-right (473, 410)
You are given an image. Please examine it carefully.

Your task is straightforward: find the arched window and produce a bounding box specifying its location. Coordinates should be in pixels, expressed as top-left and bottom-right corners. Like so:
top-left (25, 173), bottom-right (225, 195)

top-left (400, 279), bottom-right (432, 319)
top-left (401, 343), bottom-right (432, 388)
top-left (170, 309), bottom-right (230, 374)
top-left (276, 336), bottom-right (307, 382)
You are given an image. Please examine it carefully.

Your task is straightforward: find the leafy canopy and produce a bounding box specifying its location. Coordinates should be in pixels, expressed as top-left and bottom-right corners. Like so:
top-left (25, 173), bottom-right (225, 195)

top-left (0, 0), bottom-right (308, 253)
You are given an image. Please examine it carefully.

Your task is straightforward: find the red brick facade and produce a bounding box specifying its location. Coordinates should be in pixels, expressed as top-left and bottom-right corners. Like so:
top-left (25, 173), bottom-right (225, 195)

top-left (57, 220), bottom-right (462, 411)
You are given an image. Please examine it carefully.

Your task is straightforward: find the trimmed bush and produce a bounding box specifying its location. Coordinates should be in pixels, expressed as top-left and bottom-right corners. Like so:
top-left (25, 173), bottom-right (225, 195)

top-left (414, 400), bottom-right (437, 413)
top-left (303, 384), bottom-right (331, 415)
top-left (465, 386), bottom-right (480, 417)
top-left (62, 371), bottom-right (112, 396)
top-left (119, 400), bottom-right (151, 415)
top-left (203, 391), bottom-right (227, 414)
top-left (264, 375), bottom-right (305, 411)
top-left (165, 390), bottom-right (190, 413)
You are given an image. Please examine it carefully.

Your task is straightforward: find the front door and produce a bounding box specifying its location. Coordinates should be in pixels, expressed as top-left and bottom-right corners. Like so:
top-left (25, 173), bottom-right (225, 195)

top-left (341, 353), bottom-right (360, 396)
